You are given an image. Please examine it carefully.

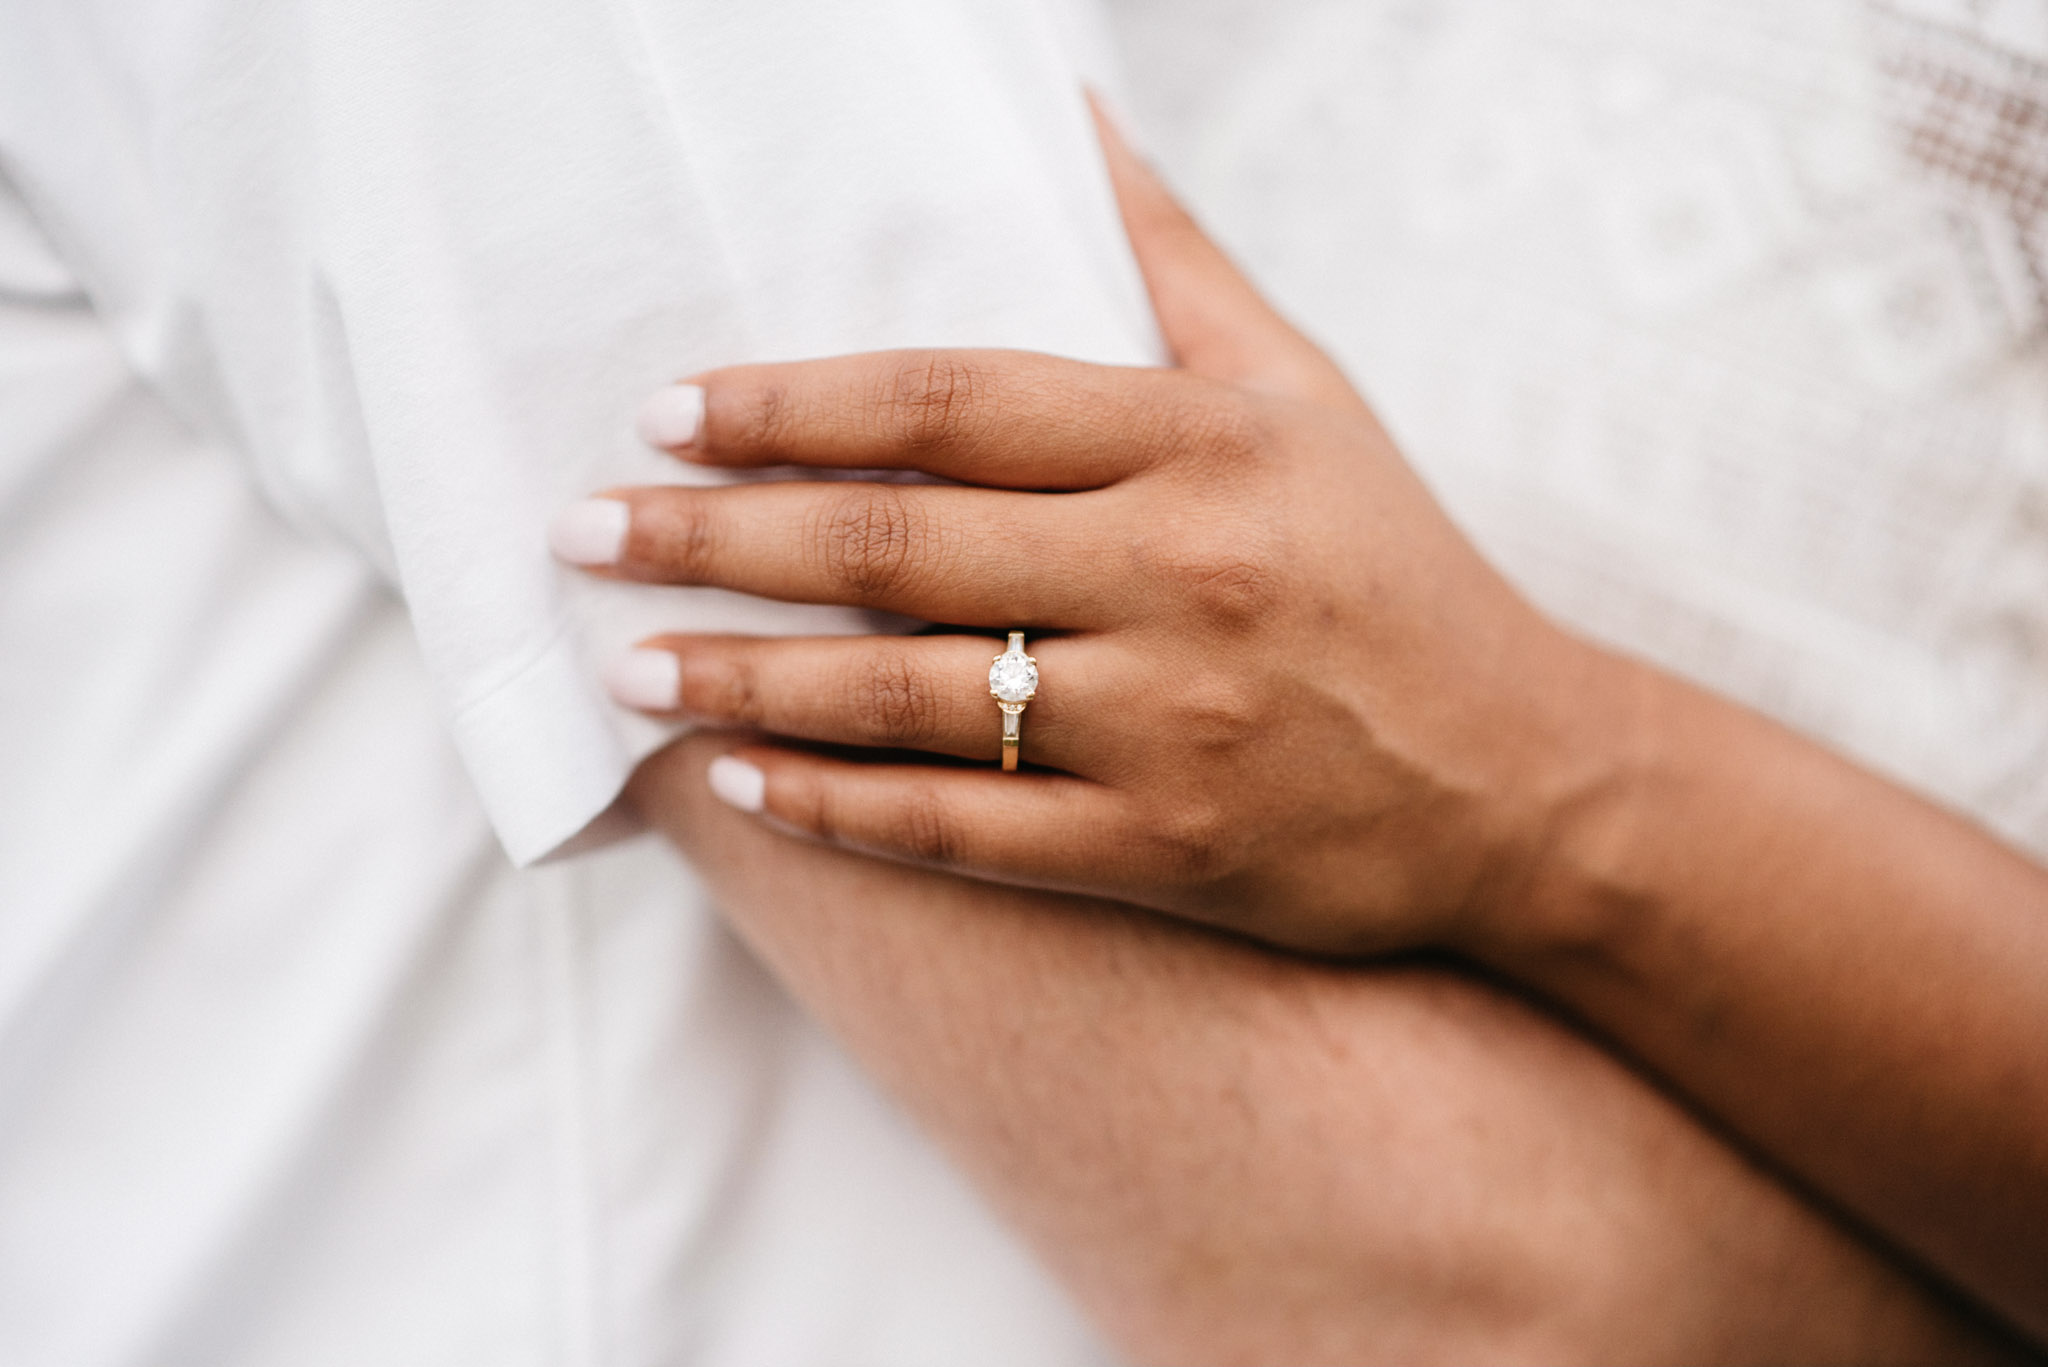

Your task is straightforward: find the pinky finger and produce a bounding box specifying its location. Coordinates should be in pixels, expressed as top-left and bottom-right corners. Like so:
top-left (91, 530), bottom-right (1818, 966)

top-left (708, 745), bottom-right (1140, 897)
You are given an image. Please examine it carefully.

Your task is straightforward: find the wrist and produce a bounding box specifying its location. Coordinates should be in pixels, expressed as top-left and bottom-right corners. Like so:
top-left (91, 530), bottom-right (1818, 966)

top-left (1454, 627), bottom-right (1669, 969)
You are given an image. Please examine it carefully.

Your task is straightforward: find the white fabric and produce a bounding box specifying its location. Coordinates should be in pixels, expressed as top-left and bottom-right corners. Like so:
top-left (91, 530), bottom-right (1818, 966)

top-left (1111, 0), bottom-right (2048, 860)
top-left (1, 0), bottom-right (1159, 865)
top-left (8, 1), bottom-right (2048, 1364)
top-left (0, 1), bottom-right (1150, 1363)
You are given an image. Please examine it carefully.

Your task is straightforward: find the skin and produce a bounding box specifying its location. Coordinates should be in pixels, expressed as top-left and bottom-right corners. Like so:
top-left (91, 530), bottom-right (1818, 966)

top-left (633, 731), bottom-right (2026, 1363)
top-left (561, 114), bottom-right (2048, 1351)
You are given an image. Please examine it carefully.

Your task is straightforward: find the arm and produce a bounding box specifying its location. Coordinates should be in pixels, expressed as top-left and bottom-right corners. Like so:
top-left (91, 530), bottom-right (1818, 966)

top-left (629, 731), bottom-right (2023, 1364)
top-left (1495, 648), bottom-right (2048, 1340)
top-left (557, 115), bottom-right (2048, 1338)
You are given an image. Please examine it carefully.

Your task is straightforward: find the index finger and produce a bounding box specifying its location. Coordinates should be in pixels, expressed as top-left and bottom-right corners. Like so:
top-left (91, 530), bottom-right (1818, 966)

top-left (642, 349), bottom-right (1237, 490)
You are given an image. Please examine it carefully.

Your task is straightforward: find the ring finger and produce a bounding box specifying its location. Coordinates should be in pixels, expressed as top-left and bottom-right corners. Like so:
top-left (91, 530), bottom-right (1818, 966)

top-left (603, 631), bottom-right (1131, 776)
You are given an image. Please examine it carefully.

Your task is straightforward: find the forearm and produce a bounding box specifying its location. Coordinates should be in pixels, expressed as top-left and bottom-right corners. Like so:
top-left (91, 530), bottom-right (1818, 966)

top-left (1494, 647), bottom-right (2048, 1338)
top-left (631, 734), bottom-right (2025, 1364)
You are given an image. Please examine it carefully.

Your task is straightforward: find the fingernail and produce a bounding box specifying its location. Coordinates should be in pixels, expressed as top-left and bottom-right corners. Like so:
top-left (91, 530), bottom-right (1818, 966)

top-left (602, 648), bottom-right (682, 711)
top-left (548, 498), bottom-right (631, 566)
top-left (708, 755), bottom-right (766, 813)
top-left (636, 384), bottom-right (707, 450)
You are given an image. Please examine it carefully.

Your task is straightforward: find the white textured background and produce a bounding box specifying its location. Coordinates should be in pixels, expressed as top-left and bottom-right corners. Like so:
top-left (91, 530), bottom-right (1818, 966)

top-left (1108, 0), bottom-right (2048, 854)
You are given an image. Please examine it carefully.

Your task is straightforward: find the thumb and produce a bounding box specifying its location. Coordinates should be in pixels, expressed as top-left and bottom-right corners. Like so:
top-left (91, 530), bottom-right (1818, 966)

top-left (1089, 93), bottom-right (1365, 414)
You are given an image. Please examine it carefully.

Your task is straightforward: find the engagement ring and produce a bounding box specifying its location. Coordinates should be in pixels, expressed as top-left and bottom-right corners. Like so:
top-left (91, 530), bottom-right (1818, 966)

top-left (988, 632), bottom-right (1038, 771)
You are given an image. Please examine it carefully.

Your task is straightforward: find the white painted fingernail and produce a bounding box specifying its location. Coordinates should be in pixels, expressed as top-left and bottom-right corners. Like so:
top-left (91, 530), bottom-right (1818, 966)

top-left (603, 648), bottom-right (682, 711)
top-left (636, 384), bottom-right (707, 450)
top-left (708, 755), bottom-right (766, 813)
top-left (548, 498), bottom-right (631, 566)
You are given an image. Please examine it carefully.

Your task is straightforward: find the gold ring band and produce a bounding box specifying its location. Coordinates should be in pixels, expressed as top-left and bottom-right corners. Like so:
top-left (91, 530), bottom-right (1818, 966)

top-left (987, 630), bottom-right (1038, 772)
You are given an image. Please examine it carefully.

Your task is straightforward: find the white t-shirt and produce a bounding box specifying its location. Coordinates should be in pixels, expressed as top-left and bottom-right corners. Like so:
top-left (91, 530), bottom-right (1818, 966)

top-left (0, 0), bottom-right (1152, 1362)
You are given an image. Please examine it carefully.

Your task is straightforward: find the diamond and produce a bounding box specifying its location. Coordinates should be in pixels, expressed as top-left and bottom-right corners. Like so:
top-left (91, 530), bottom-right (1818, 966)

top-left (988, 651), bottom-right (1038, 704)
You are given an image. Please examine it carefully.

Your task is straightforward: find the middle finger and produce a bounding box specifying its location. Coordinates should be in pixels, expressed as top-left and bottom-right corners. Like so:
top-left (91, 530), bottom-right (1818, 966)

top-left (555, 481), bottom-right (1117, 627)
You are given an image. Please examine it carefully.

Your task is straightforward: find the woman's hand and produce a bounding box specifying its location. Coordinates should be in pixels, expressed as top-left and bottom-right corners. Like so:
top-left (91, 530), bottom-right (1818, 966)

top-left (551, 111), bottom-right (1614, 957)
top-left (558, 108), bottom-right (2048, 1337)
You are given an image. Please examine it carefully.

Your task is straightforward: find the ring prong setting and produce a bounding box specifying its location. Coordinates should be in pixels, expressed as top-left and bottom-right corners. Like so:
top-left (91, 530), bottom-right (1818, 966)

top-left (988, 650), bottom-right (1038, 707)
top-left (989, 632), bottom-right (1037, 770)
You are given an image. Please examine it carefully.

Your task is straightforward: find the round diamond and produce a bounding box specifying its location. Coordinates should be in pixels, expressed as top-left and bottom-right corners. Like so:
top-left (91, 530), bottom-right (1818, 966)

top-left (989, 652), bottom-right (1038, 703)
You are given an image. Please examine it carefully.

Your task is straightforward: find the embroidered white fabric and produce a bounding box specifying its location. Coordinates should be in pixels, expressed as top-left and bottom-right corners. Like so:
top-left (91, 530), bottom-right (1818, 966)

top-left (1109, 0), bottom-right (2048, 856)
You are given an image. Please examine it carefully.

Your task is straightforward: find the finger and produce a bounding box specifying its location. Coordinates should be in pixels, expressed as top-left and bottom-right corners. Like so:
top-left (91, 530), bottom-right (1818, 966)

top-left (557, 480), bottom-right (1118, 626)
top-left (1089, 94), bottom-right (1366, 415)
top-left (651, 348), bottom-right (1214, 490)
top-left (601, 632), bottom-right (1123, 775)
top-left (623, 729), bottom-right (765, 870)
top-left (705, 743), bottom-right (1149, 897)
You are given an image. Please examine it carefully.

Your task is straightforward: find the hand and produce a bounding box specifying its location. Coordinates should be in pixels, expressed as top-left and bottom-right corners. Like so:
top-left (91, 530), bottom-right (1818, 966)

top-left (566, 109), bottom-right (2048, 1343)
top-left (554, 111), bottom-right (1617, 956)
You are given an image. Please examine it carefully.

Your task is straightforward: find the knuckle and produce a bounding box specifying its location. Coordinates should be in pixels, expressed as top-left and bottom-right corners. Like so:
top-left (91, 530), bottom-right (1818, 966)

top-left (1174, 676), bottom-right (1263, 752)
top-left (882, 351), bottom-right (993, 451)
top-left (1173, 388), bottom-right (1269, 473)
top-left (1143, 798), bottom-right (1234, 885)
top-left (850, 651), bottom-right (940, 745)
top-left (812, 486), bottom-right (929, 597)
top-left (1185, 550), bottom-right (1283, 623)
top-left (733, 378), bottom-right (800, 456)
top-left (893, 787), bottom-right (959, 865)
top-left (690, 653), bottom-right (765, 724)
top-left (1138, 517), bottom-right (1286, 625)
top-left (789, 771), bottom-right (837, 841)
top-left (653, 494), bottom-right (720, 580)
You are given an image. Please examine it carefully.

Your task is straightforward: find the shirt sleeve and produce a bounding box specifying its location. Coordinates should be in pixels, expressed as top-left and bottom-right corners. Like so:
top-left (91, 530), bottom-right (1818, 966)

top-left (0, 0), bottom-right (1163, 864)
